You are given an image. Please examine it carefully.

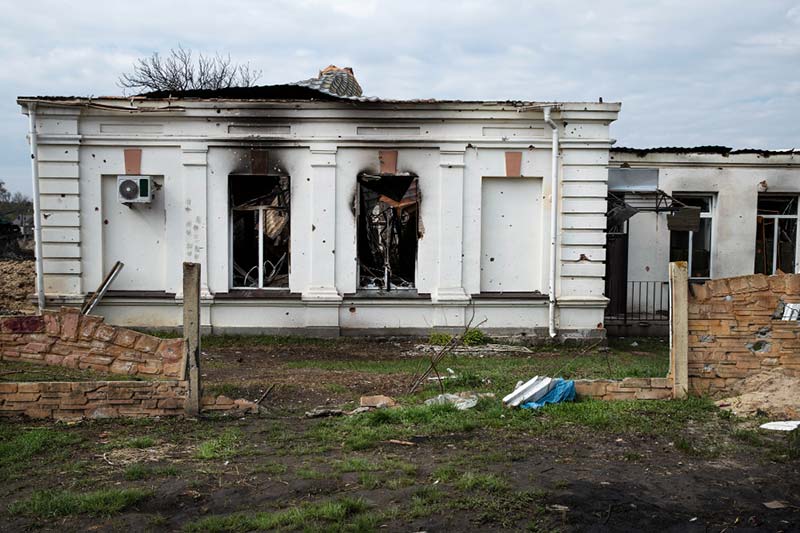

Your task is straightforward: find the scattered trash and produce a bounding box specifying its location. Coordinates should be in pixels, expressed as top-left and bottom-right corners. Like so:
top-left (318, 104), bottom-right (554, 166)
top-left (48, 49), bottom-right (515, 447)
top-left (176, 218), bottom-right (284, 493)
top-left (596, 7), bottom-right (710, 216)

top-left (503, 376), bottom-right (555, 407)
top-left (763, 500), bottom-right (788, 509)
top-left (759, 421), bottom-right (800, 432)
top-left (425, 392), bottom-right (495, 410)
top-left (428, 368), bottom-right (457, 382)
top-left (630, 341), bottom-right (639, 347)
top-left (360, 395), bottom-right (397, 409)
top-left (304, 407), bottom-right (344, 418)
top-left (386, 439), bottom-right (417, 446)
top-left (520, 379), bottom-right (576, 409)
top-left (503, 376), bottom-right (576, 409)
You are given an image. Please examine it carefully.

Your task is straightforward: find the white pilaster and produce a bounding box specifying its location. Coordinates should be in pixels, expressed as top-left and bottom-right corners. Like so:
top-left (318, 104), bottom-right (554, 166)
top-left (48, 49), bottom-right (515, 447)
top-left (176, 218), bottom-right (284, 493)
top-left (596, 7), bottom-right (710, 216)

top-left (180, 144), bottom-right (211, 299)
top-left (432, 148), bottom-right (470, 303)
top-left (303, 146), bottom-right (341, 302)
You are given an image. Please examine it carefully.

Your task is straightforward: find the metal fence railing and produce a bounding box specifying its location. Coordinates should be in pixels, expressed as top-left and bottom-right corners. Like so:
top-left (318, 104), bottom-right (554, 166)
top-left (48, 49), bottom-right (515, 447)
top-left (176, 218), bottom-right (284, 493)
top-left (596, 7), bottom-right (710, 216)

top-left (605, 280), bottom-right (670, 324)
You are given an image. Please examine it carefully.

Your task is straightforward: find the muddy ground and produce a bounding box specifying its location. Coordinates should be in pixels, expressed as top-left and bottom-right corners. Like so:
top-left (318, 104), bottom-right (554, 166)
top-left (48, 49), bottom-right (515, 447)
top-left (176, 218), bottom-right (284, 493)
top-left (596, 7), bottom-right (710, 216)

top-left (0, 338), bottom-right (798, 532)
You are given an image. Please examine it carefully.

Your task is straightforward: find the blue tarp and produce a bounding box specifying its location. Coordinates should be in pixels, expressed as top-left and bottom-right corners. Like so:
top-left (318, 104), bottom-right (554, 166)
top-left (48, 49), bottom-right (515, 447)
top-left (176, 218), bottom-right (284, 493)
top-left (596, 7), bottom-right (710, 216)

top-left (520, 378), bottom-right (576, 409)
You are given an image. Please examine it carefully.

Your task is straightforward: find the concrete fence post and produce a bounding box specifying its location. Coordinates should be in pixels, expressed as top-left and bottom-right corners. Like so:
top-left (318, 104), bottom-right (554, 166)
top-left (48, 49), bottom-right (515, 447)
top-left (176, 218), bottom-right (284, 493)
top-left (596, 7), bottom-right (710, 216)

top-left (183, 262), bottom-right (201, 416)
top-left (669, 261), bottom-right (689, 399)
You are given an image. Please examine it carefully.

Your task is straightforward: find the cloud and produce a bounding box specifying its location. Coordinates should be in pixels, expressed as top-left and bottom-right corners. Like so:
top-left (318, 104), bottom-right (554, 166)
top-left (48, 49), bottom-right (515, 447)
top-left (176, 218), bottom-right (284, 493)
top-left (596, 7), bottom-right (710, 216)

top-left (0, 0), bottom-right (798, 193)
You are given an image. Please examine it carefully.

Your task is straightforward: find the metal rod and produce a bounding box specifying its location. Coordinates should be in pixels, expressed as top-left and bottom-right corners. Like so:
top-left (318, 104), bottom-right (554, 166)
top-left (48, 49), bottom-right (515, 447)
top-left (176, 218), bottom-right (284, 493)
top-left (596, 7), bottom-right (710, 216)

top-left (81, 261), bottom-right (124, 315)
top-left (258, 208), bottom-right (264, 287)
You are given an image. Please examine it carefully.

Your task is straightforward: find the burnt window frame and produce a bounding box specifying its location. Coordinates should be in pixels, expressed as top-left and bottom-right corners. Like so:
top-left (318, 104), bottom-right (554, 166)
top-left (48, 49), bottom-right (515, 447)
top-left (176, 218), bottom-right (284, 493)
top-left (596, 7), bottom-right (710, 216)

top-left (669, 193), bottom-right (715, 281)
top-left (228, 173), bottom-right (291, 290)
top-left (755, 194), bottom-right (799, 276)
top-left (355, 172), bottom-right (420, 292)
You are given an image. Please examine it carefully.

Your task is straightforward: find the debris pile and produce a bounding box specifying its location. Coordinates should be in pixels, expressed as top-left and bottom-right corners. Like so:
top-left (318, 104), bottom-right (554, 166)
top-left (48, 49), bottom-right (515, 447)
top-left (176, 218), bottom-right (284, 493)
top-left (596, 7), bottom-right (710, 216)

top-left (716, 368), bottom-right (800, 418)
top-left (0, 259), bottom-right (35, 314)
top-left (424, 392), bottom-right (495, 410)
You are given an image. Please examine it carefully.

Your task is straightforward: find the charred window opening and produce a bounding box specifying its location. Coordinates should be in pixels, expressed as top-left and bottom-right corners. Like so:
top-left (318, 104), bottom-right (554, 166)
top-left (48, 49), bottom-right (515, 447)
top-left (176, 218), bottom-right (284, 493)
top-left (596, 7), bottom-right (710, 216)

top-left (669, 195), bottom-right (713, 280)
top-left (755, 195), bottom-right (797, 275)
top-left (230, 175), bottom-right (290, 288)
top-left (357, 172), bottom-right (419, 290)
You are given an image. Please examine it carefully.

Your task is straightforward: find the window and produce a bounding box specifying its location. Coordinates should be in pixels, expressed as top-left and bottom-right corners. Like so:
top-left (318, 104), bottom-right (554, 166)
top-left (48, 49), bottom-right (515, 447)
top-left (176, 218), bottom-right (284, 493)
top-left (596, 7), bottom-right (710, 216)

top-left (357, 172), bottom-right (419, 290)
top-left (669, 195), bottom-right (713, 280)
top-left (230, 175), bottom-right (290, 288)
top-left (755, 195), bottom-right (797, 275)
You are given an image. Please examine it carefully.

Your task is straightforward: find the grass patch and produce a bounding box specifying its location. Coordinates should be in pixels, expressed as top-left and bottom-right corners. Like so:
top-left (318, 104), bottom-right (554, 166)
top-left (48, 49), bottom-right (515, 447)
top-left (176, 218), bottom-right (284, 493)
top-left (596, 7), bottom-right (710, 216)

top-left (456, 471), bottom-right (509, 492)
top-left (184, 497), bottom-right (375, 533)
top-left (196, 428), bottom-right (243, 460)
top-left (201, 334), bottom-right (335, 349)
top-left (0, 425), bottom-right (82, 478)
top-left (332, 457), bottom-right (381, 473)
top-left (409, 485), bottom-right (443, 518)
top-left (9, 488), bottom-right (151, 518)
top-left (358, 472), bottom-right (382, 489)
top-left (296, 466), bottom-right (326, 479)
top-left (452, 490), bottom-right (548, 528)
top-left (308, 396), bottom-right (720, 452)
top-left (284, 350), bottom-right (669, 393)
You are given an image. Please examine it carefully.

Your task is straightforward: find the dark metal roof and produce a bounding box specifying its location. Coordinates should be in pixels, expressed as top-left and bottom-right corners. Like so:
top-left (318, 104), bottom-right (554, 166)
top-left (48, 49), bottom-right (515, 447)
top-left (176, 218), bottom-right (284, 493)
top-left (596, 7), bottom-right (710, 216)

top-left (612, 146), bottom-right (797, 157)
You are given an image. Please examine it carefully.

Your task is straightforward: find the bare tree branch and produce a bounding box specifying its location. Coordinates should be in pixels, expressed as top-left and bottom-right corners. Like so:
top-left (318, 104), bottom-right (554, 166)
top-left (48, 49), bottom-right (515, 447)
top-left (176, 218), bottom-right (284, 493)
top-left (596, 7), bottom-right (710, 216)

top-left (118, 46), bottom-right (262, 93)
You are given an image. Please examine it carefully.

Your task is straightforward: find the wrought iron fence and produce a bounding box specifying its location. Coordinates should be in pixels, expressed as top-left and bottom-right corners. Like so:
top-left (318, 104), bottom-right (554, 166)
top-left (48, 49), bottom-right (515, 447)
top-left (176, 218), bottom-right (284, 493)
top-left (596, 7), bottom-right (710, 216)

top-left (605, 280), bottom-right (670, 324)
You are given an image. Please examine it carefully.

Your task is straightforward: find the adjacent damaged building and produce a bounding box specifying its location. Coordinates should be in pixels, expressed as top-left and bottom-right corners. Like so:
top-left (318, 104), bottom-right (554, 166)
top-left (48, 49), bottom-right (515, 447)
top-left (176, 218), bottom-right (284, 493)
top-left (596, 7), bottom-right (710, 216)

top-left (18, 66), bottom-right (620, 338)
top-left (605, 146), bottom-right (800, 334)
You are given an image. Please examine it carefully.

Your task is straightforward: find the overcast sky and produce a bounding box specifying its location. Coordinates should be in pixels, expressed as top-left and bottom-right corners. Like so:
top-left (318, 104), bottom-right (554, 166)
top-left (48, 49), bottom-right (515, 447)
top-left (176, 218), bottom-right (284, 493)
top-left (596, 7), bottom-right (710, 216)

top-left (1, 0), bottom-right (798, 194)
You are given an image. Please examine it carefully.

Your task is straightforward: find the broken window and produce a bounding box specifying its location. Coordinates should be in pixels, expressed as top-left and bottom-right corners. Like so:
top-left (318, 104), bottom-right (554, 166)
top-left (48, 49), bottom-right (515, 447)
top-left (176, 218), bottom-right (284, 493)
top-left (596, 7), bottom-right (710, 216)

top-left (669, 195), bottom-right (713, 280)
top-left (755, 195), bottom-right (797, 275)
top-left (230, 175), bottom-right (290, 288)
top-left (357, 172), bottom-right (419, 290)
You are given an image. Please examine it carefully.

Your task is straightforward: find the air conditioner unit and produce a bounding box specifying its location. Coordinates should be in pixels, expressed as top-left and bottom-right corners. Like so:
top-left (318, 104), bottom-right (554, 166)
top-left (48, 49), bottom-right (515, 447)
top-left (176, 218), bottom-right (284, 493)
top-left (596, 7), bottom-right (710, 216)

top-left (117, 176), bottom-right (153, 204)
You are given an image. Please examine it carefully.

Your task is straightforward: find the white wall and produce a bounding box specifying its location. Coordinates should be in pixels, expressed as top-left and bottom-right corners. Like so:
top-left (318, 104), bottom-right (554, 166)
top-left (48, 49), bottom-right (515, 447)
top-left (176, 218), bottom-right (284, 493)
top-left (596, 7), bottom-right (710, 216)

top-left (24, 99), bottom-right (620, 337)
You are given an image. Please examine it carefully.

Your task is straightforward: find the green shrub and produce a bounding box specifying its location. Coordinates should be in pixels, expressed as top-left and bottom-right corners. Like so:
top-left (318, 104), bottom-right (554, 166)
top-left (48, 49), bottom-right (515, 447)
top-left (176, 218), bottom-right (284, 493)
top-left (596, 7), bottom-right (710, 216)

top-left (462, 329), bottom-right (491, 346)
top-left (429, 332), bottom-right (453, 346)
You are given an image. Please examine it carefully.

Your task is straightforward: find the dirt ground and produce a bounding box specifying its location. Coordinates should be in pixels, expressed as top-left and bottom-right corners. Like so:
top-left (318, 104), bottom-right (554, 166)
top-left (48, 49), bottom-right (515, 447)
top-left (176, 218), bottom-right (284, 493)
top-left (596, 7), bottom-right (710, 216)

top-left (0, 337), bottom-right (798, 532)
top-left (0, 259), bottom-right (35, 314)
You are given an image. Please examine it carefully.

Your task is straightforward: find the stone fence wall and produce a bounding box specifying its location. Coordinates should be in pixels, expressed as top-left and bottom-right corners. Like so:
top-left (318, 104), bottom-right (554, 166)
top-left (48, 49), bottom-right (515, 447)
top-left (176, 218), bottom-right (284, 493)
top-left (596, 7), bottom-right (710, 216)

top-left (574, 377), bottom-right (673, 401)
top-left (0, 308), bottom-right (257, 420)
top-left (688, 273), bottom-right (800, 395)
top-left (0, 308), bottom-right (184, 378)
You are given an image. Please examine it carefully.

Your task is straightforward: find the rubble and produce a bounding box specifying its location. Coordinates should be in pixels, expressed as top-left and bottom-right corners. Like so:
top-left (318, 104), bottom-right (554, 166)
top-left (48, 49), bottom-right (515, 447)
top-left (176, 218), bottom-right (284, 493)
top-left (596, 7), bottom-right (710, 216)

top-left (359, 394), bottom-right (397, 409)
top-left (716, 368), bottom-right (800, 418)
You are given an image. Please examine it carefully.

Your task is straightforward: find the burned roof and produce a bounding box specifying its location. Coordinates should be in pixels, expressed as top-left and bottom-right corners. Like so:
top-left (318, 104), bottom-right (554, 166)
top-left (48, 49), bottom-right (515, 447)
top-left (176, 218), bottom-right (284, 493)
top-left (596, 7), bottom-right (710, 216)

top-left (612, 146), bottom-right (797, 157)
top-left (140, 64), bottom-right (363, 100)
top-left (18, 65), bottom-right (621, 110)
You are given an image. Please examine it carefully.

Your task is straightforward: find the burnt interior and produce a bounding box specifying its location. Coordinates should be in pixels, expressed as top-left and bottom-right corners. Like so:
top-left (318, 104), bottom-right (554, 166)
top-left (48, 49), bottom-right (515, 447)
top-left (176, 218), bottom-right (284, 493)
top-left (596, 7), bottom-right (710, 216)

top-left (357, 172), bottom-right (419, 290)
top-left (755, 195), bottom-right (797, 275)
top-left (230, 175), bottom-right (290, 288)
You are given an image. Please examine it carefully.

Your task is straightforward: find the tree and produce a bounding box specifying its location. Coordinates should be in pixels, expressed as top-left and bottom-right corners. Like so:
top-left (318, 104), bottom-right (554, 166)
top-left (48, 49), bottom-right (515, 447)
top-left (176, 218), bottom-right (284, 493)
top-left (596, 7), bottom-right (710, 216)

top-left (0, 181), bottom-right (32, 224)
top-left (118, 46), bottom-right (262, 93)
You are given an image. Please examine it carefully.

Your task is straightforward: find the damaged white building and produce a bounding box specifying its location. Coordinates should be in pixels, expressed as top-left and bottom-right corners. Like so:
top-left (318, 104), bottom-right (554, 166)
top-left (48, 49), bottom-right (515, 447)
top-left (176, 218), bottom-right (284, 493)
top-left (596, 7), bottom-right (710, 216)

top-left (19, 66), bottom-right (620, 338)
top-left (605, 146), bottom-right (800, 335)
